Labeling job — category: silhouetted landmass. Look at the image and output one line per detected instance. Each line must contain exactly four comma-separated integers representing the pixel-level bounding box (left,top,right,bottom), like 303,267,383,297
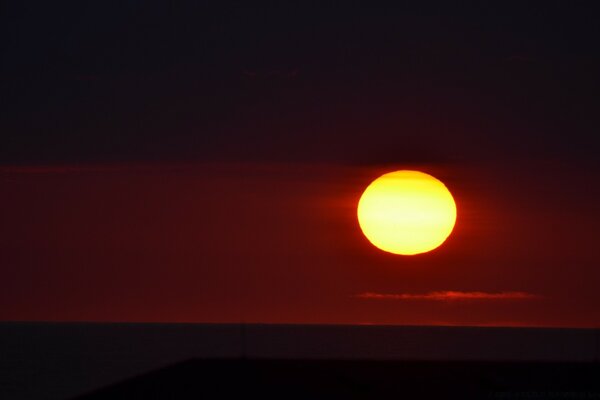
1,323,599,399
77,359,600,399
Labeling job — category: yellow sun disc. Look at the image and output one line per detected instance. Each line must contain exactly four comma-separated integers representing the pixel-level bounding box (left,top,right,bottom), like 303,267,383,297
357,170,457,255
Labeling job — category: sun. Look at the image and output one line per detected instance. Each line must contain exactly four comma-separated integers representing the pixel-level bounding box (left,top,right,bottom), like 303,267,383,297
357,170,457,255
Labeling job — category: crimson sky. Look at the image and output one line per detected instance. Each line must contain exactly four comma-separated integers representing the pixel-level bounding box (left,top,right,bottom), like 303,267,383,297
1,160,599,327
1,3,600,327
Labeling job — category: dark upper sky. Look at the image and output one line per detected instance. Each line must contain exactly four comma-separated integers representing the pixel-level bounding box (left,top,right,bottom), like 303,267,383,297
3,2,599,165
1,2,600,326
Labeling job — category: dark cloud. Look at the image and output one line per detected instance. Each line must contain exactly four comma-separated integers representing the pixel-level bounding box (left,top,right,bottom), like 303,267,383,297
357,291,540,301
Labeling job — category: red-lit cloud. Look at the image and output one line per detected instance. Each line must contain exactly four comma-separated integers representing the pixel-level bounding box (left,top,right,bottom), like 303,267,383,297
356,291,540,301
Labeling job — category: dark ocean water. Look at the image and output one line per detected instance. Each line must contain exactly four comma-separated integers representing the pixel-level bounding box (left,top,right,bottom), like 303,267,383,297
1,323,598,399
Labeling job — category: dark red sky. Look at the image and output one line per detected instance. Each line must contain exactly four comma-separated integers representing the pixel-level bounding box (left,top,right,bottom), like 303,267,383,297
1,3,600,326
1,160,599,327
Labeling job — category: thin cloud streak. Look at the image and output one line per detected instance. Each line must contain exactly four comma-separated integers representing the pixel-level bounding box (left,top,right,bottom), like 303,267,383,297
357,291,541,301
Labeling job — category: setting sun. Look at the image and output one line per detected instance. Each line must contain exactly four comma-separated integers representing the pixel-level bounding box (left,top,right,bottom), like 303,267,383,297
357,170,457,255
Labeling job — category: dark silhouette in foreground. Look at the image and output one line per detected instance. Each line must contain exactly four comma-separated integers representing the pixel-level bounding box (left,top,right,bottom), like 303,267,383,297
77,359,600,399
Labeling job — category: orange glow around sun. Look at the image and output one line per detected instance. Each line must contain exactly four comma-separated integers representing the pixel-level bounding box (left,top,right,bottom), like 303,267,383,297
357,170,457,255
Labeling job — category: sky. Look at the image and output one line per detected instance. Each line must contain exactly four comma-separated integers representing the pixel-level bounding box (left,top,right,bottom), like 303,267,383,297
1,2,599,327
